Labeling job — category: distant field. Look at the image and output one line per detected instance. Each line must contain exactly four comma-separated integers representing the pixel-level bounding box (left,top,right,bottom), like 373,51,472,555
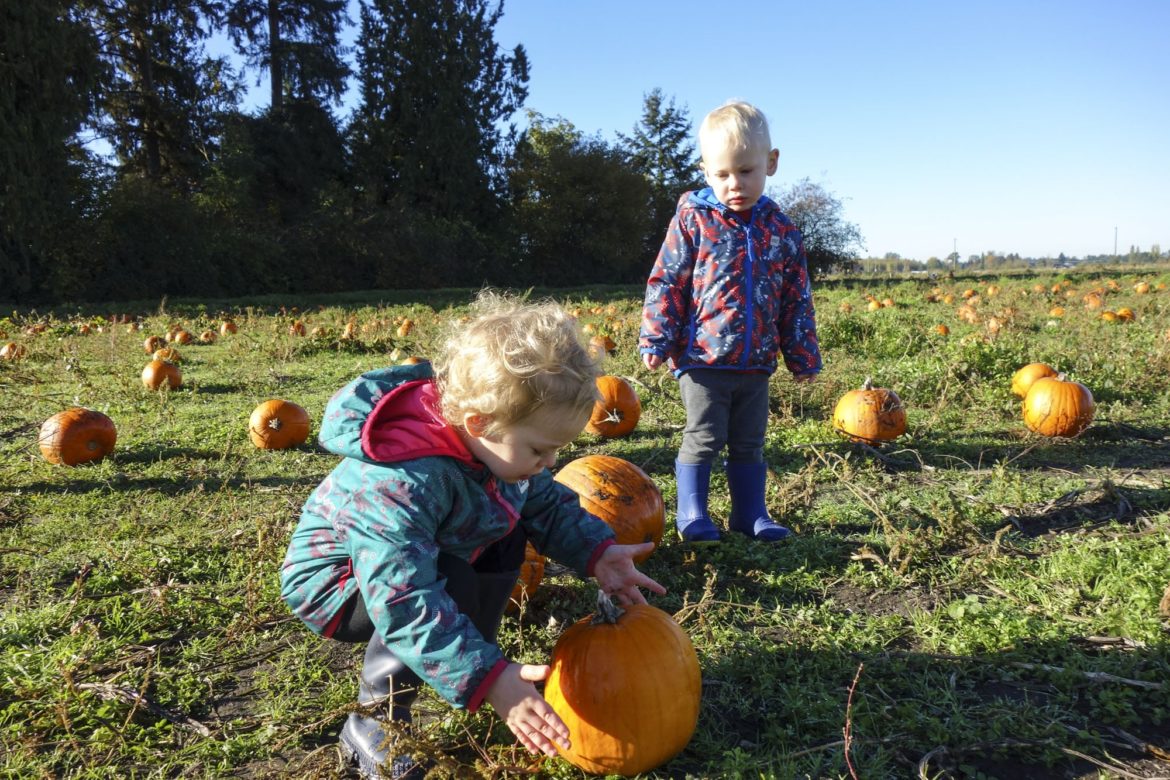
2,270,1168,779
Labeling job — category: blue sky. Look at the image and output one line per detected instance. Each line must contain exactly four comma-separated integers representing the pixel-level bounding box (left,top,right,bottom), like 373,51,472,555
227,0,1170,261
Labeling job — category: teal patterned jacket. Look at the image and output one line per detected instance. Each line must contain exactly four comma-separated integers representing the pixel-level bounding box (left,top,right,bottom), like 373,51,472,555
280,362,615,710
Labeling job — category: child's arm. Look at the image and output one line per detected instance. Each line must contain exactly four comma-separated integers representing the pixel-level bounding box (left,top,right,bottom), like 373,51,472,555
639,205,697,369
777,233,823,378
485,663,571,756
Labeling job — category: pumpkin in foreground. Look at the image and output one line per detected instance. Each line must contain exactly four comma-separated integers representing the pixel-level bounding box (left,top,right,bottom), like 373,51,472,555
248,400,311,449
544,591,701,776
832,378,906,444
1022,375,1095,437
553,455,663,564
39,408,117,466
585,375,640,438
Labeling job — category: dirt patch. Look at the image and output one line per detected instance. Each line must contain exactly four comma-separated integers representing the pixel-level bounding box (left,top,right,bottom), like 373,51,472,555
825,581,941,619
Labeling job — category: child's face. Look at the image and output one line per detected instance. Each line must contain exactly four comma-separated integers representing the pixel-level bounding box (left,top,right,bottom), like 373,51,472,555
462,406,590,484
700,140,779,212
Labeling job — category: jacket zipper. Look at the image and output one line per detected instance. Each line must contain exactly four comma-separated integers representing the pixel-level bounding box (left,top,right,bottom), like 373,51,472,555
742,213,756,369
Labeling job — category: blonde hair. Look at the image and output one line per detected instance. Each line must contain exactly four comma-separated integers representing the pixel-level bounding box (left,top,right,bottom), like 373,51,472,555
699,100,772,157
435,290,600,435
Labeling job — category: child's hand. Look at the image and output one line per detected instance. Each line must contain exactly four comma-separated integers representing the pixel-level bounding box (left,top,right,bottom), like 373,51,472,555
485,663,571,756
642,353,662,371
593,543,667,605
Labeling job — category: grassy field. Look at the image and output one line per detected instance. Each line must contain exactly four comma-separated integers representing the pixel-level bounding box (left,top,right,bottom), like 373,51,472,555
2,270,1169,779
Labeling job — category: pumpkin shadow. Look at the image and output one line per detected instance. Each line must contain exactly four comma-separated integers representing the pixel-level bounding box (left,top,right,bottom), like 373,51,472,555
115,446,225,463
17,473,321,496
186,382,244,395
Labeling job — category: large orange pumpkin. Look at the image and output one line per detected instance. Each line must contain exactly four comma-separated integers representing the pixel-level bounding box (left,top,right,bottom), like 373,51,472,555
585,375,641,438
1010,362,1058,398
544,591,701,776
553,455,664,564
1022,375,1095,437
832,378,906,444
39,408,117,466
506,542,546,614
142,359,182,390
248,399,311,449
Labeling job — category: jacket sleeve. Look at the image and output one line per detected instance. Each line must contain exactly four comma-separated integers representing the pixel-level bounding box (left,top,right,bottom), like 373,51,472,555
639,204,696,363
777,232,822,376
344,466,506,710
519,470,616,576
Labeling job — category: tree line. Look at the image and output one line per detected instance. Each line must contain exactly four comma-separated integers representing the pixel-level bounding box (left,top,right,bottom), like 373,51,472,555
1,0,861,304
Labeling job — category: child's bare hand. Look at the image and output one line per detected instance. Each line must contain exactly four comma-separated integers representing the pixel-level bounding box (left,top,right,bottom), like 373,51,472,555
485,663,571,756
642,353,662,371
593,543,666,605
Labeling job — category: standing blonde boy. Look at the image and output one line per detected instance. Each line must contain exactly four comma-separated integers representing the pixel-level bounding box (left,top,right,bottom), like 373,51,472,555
282,292,664,779
640,100,821,543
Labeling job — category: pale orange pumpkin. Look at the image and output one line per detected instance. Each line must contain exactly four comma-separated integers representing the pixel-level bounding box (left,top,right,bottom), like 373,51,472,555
544,591,701,776
585,375,640,438
832,378,906,444
0,342,26,361
1022,375,1095,437
39,408,117,466
1010,362,1058,399
248,399,311,449
506,543,546,614
142,359,182,390
554,455,664,564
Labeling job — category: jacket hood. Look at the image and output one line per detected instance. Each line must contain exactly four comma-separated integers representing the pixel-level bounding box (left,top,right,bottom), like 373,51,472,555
686,187,779,218
316,362,472,465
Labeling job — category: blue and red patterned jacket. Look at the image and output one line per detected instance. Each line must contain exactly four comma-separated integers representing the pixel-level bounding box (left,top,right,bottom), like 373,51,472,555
639,188,821,377
280,362,615,711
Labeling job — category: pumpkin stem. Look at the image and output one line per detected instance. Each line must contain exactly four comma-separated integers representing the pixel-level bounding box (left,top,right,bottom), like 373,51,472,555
592,589,626,624
604,408,623,424
861,376,874,390
267,418,283,430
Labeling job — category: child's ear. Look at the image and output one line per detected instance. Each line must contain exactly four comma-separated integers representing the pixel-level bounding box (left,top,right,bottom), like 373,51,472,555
463,413,492,438
766,148,779,176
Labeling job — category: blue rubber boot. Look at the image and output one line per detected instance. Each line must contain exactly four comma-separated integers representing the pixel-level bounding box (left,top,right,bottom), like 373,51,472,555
675,460,721,542
726,460,792,542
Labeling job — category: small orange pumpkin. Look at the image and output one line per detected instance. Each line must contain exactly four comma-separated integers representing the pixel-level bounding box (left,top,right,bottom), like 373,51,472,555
143,335,166,354
220,320,238,336
585,375,640,438
544,591,701,776
142,359,182,390
39,408,117,466
507,543,546,614
170,329,193,345
0,342,26,361
1023,375,1094,437
934,324,950,336
248,399,311,449
198,329,217,344
832,378,906,444
1010,362,1058,399
288,320,306,337
152,347,182,363
396,318,414,338
554,455,664,564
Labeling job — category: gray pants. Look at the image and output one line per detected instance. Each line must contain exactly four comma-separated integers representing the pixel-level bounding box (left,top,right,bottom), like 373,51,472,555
678,369,770,464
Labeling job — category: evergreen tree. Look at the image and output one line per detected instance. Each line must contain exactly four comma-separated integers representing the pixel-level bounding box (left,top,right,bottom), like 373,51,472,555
349,0,528,225
81,0,240,189
617,89,701,258
0,2,104,301
224,0,350,113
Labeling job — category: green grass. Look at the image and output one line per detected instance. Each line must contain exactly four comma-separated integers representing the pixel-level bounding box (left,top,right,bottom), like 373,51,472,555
2,272,1169,779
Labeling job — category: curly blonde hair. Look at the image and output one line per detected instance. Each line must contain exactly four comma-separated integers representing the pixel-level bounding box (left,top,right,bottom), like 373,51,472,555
434,290,600,435
699,99,772,156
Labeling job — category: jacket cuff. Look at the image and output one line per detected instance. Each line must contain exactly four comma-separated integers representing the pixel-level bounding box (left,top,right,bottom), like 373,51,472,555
467,658,510,714
584,538,617,577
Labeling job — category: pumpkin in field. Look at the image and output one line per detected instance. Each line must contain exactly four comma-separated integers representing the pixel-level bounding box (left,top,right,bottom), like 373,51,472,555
544,591,701,776
142,359,182,390
1134,281,1151,295
288,320,306,337
395,318,414,338
832,378,906,444
585,375,640,438
152,347,182,363
144,335,166,354
39,408,117,466
1023,375,1095,437
220,320,238,336
934,324,950,336
170,329,193,345
1,342,26,361
506,543,546,614
588,333,617,357
554,455,663,564
1010,362,1058,399
248,399,311,449
198,329,217,344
